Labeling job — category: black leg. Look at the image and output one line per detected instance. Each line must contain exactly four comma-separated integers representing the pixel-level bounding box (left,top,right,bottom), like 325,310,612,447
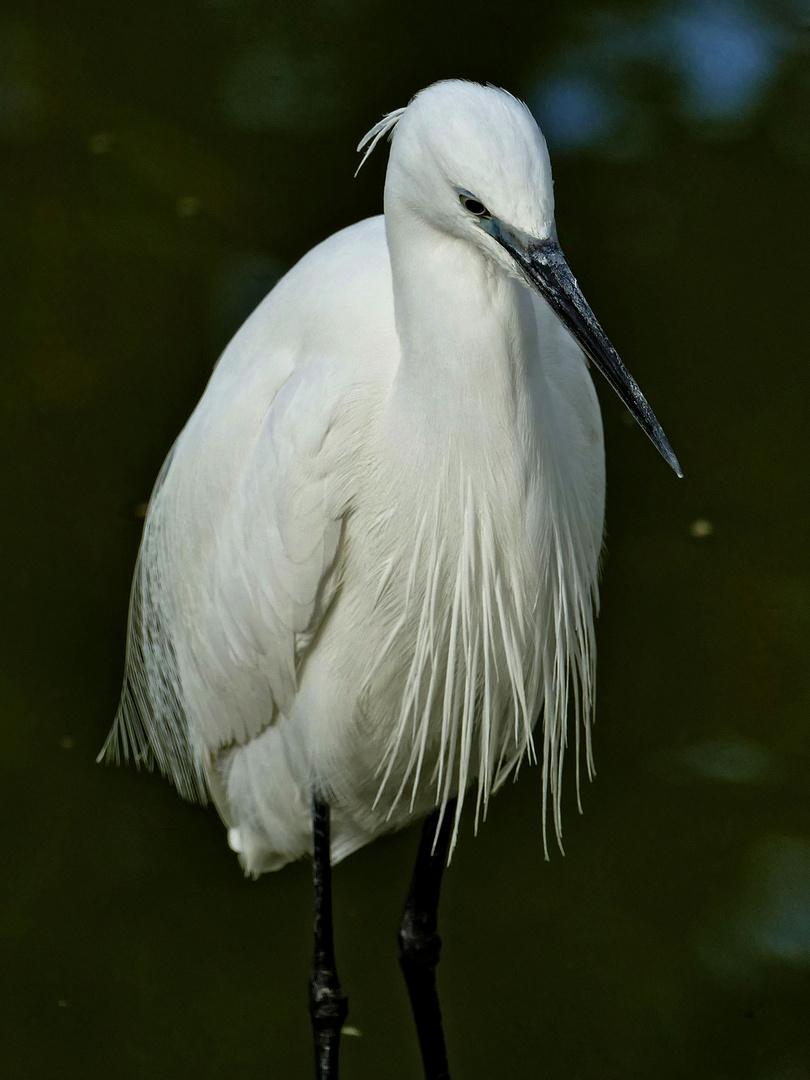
398,801,457,1080
310,795,348,1080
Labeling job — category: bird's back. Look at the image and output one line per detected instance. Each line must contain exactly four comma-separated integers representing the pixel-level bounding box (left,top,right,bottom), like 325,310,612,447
102,215,400,801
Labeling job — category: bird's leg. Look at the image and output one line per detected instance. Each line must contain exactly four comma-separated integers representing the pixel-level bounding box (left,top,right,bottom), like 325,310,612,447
310,795,348,1080
398,801,457,1080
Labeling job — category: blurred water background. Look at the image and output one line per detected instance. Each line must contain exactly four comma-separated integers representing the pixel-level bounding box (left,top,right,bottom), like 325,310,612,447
1,0,809,1076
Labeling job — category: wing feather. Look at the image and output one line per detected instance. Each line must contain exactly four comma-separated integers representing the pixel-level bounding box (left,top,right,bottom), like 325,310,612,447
100,215,395,801
100,355,349,801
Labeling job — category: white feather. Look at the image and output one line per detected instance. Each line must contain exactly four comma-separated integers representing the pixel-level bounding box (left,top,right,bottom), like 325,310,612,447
355,106,406,176
101,81,606,874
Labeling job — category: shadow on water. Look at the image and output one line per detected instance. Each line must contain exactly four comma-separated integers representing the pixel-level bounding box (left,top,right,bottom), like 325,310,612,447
1,0,809,1076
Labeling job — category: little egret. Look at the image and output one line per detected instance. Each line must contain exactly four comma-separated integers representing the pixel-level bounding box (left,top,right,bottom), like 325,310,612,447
101,79,680,1079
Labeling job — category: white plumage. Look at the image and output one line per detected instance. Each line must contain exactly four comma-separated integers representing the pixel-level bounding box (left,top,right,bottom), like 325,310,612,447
101,81,615,875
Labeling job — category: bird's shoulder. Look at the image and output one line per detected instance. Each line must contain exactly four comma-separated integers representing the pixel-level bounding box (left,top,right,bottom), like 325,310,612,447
174,214,399,558
220,214,398,389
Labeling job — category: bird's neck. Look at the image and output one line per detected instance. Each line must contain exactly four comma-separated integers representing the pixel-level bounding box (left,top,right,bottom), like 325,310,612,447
384,206,539,443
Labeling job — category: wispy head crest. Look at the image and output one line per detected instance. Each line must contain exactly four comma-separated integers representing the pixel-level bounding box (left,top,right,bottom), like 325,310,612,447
355,106,406,177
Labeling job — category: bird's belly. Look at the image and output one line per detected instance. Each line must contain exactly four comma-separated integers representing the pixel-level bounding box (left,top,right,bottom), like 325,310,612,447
309,373,602,847
296,459,548,837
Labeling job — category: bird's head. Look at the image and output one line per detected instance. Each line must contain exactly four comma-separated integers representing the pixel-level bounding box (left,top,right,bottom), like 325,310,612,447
383,80,555,250
359,79,682,477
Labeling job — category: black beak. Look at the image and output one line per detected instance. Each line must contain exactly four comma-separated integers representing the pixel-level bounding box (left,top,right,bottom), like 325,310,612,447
498,234,682,477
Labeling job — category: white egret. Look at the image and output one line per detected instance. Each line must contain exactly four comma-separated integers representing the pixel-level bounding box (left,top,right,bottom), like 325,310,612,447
100,80,680,1079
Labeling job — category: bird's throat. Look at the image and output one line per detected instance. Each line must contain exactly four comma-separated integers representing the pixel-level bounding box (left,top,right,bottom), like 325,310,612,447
385,213,539,448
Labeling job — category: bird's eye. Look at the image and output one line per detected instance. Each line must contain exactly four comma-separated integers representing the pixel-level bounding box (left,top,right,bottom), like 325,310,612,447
459,194,492,219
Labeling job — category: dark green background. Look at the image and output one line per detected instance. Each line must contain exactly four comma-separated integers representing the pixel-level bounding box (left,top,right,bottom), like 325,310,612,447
2,0,809,1076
